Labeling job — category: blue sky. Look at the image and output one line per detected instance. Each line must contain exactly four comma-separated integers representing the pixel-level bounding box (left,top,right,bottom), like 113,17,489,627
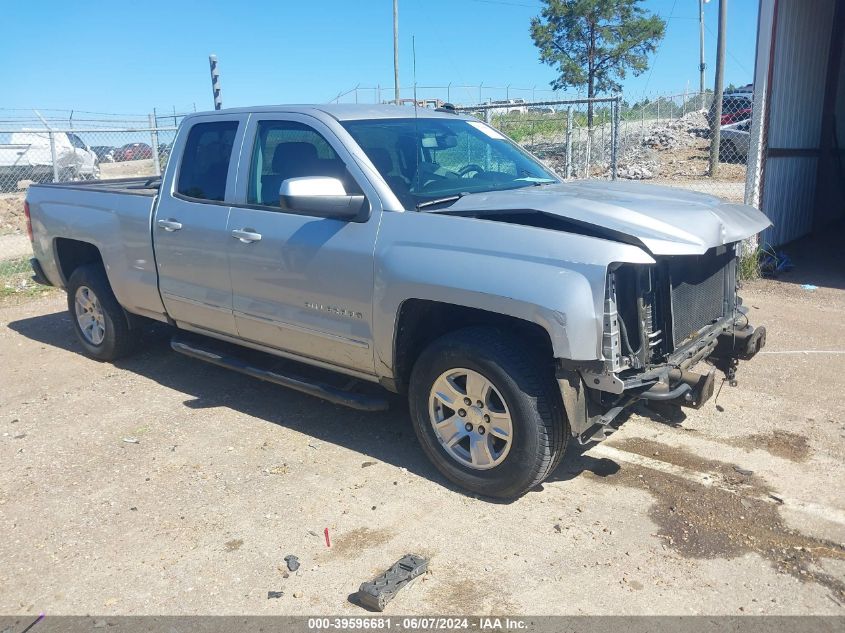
0,0,759,115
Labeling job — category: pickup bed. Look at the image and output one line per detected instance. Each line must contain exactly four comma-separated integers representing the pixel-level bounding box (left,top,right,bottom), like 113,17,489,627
25,104,770,498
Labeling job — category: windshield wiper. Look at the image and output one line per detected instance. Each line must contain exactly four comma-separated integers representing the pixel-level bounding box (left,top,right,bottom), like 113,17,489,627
415,193,466,210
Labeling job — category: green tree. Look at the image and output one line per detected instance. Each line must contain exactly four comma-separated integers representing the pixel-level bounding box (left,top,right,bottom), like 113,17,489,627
530,0,665,129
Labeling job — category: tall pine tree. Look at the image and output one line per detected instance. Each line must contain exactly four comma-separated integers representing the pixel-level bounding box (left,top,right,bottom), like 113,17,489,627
531,0,665,129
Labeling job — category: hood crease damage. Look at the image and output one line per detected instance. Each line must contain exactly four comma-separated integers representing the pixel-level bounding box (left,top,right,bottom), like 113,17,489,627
434,181,771,256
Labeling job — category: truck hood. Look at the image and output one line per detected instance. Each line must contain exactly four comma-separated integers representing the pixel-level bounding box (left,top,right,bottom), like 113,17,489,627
437,180,771,255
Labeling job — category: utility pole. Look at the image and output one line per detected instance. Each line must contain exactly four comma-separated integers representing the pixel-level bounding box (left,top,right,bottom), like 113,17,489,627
708,0,727,176
393,0,400,104
699,0,709,109
209,54,222,111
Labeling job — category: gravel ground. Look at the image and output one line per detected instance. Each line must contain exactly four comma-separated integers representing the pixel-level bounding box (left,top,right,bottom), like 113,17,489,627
0,237,843,616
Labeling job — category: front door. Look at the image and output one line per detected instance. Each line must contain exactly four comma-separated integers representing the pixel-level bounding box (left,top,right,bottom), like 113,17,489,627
226,114,382,374
153,114,246,336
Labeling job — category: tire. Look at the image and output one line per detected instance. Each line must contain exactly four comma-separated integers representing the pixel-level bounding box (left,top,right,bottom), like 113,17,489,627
66,264,138,361
408,326,568,499
719,140,736,164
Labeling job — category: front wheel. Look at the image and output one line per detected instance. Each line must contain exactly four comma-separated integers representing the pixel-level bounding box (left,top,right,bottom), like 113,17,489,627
409,327,568,499
67,264,138,361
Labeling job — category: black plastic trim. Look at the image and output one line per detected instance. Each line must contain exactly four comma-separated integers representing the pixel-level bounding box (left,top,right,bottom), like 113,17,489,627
170,338,389,412
29,258,52,286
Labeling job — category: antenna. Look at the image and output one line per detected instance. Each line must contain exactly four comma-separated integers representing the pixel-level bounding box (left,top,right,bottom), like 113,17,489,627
412,36,421,208
412,36,418,109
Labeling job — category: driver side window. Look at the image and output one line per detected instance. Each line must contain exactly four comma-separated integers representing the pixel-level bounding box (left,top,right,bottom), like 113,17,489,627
248,120,360,207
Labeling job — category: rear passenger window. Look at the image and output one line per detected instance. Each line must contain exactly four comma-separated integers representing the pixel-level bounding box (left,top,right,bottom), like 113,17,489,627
177,121,239,201
248,120,360,207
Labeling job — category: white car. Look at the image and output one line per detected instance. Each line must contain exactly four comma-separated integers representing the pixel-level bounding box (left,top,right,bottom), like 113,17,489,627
719,119,751,164
488,99,528,115
0,130,100,190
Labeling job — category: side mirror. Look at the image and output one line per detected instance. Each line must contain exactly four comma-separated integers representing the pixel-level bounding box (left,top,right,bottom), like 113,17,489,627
279,177,369,221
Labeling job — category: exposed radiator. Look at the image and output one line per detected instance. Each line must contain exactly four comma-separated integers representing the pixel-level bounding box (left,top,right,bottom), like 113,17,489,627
668,247,737,348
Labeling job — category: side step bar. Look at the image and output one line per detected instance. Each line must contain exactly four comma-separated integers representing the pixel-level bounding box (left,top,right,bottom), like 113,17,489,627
171,338,390,412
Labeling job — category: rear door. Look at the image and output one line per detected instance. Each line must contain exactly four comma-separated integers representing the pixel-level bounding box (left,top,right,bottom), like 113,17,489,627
225,113,383,374
153,114,247,335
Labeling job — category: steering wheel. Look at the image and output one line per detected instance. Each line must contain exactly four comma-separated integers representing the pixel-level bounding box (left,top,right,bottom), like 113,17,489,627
458,164,485,178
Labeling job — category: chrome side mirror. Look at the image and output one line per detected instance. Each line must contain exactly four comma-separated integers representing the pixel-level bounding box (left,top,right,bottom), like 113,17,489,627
279,177,369,221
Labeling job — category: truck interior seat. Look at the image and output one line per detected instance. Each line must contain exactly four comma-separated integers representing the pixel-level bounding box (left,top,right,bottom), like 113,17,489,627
260,142,359,206
365,147,412,208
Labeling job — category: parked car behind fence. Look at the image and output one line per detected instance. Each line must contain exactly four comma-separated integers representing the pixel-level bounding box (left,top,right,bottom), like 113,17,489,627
0,130,99,191
114,142,153,162
719,119,751,164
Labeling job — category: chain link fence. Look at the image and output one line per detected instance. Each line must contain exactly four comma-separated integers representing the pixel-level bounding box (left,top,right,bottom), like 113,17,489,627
1,93,757,304
458,92,751,204
1,113,181,303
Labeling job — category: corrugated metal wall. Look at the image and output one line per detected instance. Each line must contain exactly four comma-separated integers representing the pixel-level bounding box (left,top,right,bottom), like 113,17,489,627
761,0,836,246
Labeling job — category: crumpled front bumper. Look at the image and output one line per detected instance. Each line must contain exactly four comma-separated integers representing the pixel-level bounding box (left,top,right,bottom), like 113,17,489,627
559,318,767,443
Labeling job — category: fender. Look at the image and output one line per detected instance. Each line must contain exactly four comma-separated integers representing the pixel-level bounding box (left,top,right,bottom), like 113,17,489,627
372,210,654,378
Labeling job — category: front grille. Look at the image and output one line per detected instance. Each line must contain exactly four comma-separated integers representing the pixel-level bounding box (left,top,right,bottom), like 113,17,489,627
668,247,736,348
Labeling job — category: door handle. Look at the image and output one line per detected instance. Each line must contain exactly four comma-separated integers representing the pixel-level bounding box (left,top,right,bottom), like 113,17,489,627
231,229,262,243
157,219,183,232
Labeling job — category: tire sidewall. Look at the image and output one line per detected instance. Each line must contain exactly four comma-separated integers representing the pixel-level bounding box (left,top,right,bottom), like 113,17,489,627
409,330,556,497
67,265,126,361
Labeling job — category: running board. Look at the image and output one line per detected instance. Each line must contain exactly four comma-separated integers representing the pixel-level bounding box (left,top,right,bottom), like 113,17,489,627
170,338,390,412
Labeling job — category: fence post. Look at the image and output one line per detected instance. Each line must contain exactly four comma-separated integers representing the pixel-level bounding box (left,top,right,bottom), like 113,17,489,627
48,131,59,182
565,106,573,179
600,110,605,163
641,107,645,142
484,108,492,124
149,114,162,177
584,125,592,179
611,95,621,181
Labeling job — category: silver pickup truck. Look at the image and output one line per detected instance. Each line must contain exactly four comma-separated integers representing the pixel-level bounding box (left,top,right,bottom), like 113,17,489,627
25,104,770,498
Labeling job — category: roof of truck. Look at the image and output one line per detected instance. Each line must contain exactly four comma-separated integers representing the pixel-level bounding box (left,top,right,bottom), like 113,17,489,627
187,103,471,122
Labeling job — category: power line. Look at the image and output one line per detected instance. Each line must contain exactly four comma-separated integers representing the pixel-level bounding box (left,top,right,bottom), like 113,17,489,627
641,0,680,96
704,23,751,74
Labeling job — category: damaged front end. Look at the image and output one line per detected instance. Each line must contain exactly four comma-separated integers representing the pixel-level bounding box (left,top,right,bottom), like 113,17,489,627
558,242,767,443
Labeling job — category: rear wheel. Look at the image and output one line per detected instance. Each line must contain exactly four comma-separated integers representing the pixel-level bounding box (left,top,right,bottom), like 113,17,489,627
719,140,737,163
67,264,138,361
409,327,567,499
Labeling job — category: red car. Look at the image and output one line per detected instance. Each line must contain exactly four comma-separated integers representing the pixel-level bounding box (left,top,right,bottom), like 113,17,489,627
114,143,153,162
707,92,753,128
721,95,753,125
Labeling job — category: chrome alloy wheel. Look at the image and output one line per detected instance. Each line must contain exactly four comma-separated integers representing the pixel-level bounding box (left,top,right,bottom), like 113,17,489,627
74,285,105,345
428,368,513,470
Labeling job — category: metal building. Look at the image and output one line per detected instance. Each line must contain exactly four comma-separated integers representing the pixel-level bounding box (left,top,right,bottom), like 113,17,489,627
746,0,845,246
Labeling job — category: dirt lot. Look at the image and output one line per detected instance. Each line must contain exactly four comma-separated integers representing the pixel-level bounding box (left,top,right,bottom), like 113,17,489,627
1,237,843,616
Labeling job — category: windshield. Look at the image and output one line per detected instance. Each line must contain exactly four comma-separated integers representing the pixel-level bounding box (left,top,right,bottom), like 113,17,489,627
341,117,558,209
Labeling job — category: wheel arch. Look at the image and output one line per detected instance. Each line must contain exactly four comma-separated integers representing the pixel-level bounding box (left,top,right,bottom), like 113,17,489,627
54,238,104,286
387,299,555,394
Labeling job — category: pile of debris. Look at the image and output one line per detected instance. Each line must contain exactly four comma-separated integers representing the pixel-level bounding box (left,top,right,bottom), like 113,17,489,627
615,162,658,180
641,111,710,151
521,110,714,181
641,127,680,151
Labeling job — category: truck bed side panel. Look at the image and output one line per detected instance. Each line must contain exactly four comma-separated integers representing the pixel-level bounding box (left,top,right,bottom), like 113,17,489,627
27,183,167,321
